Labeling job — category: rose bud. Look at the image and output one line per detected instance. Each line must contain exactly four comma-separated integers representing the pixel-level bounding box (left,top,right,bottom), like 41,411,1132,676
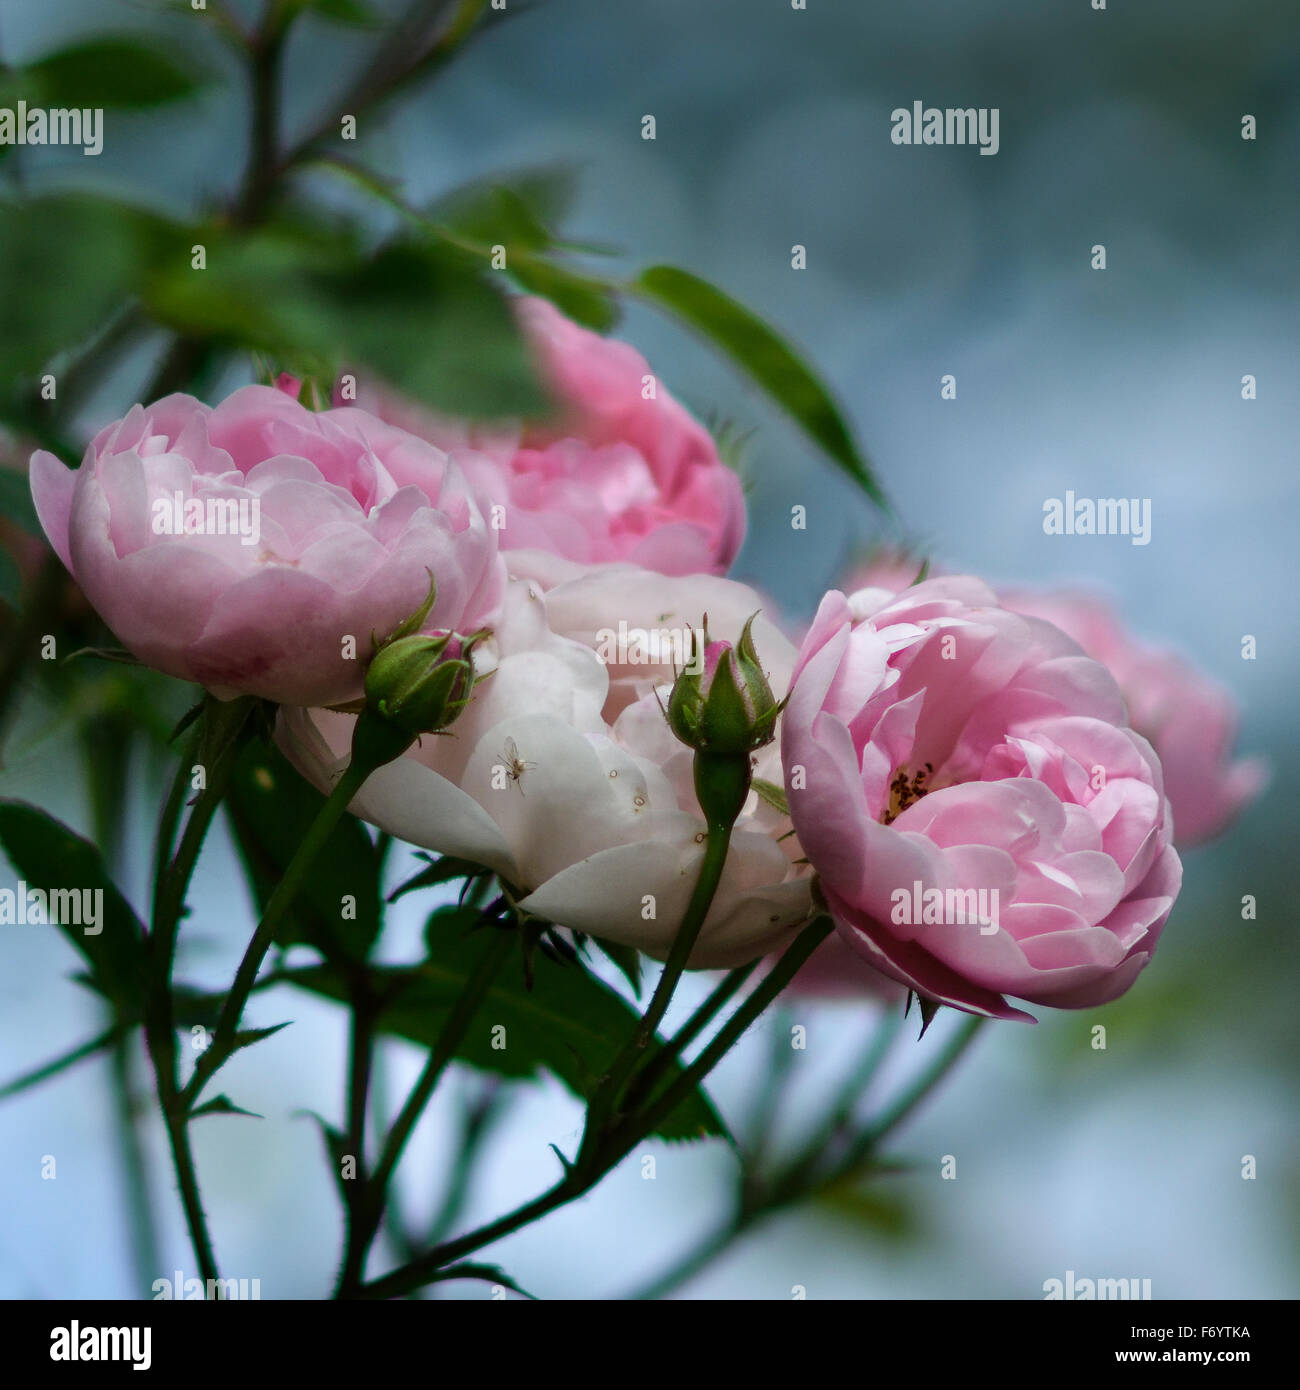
364,629,481,741
666,614,786,829
667,615,783,757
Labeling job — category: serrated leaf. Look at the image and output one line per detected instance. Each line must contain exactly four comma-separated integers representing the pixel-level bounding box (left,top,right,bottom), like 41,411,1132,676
435,184,551,253
191,1093,262,1120
282,909,729,1144
0,800,147,1017
633,265,887,509
225,742,382,962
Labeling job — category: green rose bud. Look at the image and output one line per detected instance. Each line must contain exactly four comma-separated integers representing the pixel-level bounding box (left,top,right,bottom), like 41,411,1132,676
364,630,480,740
348,572,491,768
665,614,786,829
666,614,784,756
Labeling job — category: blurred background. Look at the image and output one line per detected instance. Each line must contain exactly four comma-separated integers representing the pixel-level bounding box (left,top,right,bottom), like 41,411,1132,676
0,0,1296,1298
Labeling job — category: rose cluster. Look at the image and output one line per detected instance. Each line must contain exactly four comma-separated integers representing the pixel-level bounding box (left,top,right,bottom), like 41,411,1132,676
31,302,1263,1015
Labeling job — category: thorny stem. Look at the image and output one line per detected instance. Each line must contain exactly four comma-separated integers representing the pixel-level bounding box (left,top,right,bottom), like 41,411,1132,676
583,819,735,1149
142,696,256,1294
336,925,515,1297
631,1012,986,1300
355,916,832,1301
183,752,377,1109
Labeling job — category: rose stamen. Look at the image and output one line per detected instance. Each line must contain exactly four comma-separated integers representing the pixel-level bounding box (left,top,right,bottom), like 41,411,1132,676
882,762,934,825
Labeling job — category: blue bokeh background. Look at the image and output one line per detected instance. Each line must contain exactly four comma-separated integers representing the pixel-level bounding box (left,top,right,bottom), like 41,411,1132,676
1,0,1296,1298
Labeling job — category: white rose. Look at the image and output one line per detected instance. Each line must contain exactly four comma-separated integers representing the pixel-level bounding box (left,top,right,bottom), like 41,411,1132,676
276,572,811,967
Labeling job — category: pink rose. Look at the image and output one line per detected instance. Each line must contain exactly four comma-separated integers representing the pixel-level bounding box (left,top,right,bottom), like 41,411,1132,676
785,930,909,1003
30,385,504,706
839,557,1266,847
998,590,1268,845
343,297,746,585
782,577,1182,1020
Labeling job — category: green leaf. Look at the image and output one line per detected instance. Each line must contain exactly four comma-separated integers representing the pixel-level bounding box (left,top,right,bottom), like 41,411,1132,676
230,1021,292,1053
0,195,171,380
751,777,789,817
0,469,43,538
335,239,549,419
429,168,578,248
633,265,887,509
295,0,381,25
142,222,351,376
282,908,729,1143
23,37,205,109
812,1179,917,1242
145,222,548,420
191,1093,262,1120
0,800,147,1017
588,936,642,998
388,854,488,904
0,1027,117,1101
314,162,618,334
438,185,549,253
225,742,383,962
172,985,226,1031
507,253,619,332
298,1109,353,1201
428,170,619,330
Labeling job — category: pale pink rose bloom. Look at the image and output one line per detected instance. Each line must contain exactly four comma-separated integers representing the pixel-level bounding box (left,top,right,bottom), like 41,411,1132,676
998,589,1268,845
29,385,504,706
785,929,909,1003
836,549,929,606
541,565,794,723
843,557,1265,847
277,573,811,968
782,577,1182,1020
343,297,746,586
